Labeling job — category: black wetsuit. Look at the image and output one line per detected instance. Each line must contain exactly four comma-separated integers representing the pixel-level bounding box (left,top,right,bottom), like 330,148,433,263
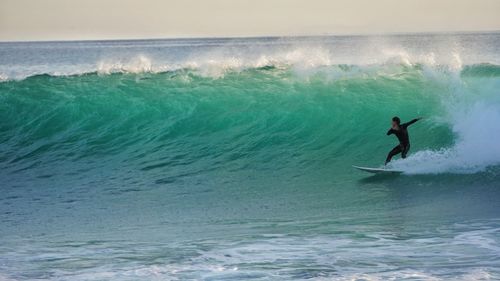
385,118,419,164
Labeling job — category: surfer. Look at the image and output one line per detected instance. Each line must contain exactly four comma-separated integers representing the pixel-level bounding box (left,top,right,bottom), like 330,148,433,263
385,116,421,165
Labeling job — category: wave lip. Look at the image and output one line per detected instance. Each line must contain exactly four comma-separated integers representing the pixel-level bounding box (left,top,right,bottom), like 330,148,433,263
2,35,500,81
2,60,499,82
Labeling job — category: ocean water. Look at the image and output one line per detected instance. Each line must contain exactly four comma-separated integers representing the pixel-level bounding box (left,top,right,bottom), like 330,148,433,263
0,34,499,280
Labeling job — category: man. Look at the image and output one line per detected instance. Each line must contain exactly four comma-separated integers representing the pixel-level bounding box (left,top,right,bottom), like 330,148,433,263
385,116,422,165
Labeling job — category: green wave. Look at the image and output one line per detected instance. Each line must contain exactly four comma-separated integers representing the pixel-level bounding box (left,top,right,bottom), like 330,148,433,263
0,65,498,183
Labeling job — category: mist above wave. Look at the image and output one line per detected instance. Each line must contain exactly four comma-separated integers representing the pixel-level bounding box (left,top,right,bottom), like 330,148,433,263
1,33,499,80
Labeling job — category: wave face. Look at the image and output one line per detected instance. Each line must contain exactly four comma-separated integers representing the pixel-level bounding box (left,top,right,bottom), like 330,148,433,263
1,35,500,176
1,34,500,280
1,64,499,178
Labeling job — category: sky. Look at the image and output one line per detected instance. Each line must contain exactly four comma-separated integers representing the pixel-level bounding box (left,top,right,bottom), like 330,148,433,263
0,0,499,41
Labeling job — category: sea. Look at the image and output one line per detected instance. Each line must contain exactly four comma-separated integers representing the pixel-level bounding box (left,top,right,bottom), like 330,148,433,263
0,33,500,280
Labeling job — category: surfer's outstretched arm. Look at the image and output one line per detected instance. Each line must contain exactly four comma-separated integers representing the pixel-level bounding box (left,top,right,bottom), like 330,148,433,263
401,117,421,128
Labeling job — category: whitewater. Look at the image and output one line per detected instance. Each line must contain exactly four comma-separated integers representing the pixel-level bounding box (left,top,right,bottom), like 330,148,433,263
0,33,499,280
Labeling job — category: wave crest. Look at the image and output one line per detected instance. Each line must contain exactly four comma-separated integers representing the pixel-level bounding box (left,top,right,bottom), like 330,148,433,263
2,41,499,81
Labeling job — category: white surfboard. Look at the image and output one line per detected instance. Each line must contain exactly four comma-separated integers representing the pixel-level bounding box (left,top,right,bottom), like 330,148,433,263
352,165,403,174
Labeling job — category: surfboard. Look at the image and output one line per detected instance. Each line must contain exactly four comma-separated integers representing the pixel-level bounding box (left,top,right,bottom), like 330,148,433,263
352,165,403,174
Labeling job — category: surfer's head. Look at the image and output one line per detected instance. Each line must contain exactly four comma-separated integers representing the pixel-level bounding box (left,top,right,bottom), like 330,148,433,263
392,116,400,128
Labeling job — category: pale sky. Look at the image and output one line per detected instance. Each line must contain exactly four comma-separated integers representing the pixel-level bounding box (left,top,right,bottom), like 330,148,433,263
0,0,499,41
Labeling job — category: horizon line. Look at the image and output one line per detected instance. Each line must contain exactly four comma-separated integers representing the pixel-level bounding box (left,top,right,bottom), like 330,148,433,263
0,29,499,44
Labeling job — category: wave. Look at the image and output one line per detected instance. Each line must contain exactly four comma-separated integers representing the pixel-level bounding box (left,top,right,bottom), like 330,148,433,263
1,61,499,83
2,41,500,81
1,41,500,177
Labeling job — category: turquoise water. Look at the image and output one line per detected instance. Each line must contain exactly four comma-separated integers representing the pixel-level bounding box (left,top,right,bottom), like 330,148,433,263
1,34,500,280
